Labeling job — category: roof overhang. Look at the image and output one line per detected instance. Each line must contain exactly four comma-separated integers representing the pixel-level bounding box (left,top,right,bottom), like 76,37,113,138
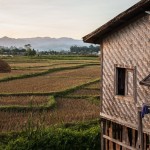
140,74,150,87
83,0,150,44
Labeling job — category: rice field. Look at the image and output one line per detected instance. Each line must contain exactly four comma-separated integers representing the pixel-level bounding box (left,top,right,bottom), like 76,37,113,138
0,96,48,106
0,66,99,93
0,98,99,132
67,89,100,97
0,63,86,80
0,56,100,132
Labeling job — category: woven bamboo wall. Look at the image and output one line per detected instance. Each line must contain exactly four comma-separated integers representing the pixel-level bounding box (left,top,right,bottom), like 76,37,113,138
101,14,150,132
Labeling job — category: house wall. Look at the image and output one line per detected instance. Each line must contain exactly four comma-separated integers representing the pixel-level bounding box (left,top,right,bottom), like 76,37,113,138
101,14,150,131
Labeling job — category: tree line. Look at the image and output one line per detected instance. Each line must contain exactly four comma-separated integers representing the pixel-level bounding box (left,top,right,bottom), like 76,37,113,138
0,44,36,56
0,44,100,56
70,45,100,55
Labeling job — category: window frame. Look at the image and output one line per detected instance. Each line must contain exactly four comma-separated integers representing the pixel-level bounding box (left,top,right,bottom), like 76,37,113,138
114,64,135,97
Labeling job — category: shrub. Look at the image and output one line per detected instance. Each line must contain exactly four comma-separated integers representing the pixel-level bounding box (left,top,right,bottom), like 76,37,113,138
4,123,100,150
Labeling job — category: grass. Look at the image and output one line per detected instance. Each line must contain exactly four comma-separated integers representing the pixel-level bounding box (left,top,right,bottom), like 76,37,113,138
0,96,56,111
0,79,100,132
0,98,99,132
0,56,101,148
0,63,93,83
0,67,99,94
0,119,100,150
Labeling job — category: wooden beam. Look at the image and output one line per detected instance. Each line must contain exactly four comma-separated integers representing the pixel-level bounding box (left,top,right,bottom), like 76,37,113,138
137,110,144,150
101,120,104,150
103,135,136,150
122,126,130,150
101,113,150,134
133,66,137,103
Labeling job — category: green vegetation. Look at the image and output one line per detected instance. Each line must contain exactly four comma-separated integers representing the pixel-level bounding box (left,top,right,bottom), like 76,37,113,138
70,45,100,55
0,96,56,111
0,55,101,149
0,120,100,150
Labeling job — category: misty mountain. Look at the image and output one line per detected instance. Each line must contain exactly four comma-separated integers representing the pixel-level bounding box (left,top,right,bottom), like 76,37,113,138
0,36,91,51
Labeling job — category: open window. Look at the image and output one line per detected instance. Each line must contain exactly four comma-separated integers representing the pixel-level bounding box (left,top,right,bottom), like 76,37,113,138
116,67,134,96
116,68,126,95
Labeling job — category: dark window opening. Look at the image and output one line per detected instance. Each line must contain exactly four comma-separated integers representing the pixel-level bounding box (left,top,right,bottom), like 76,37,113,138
116,68,126,95
128,127,132,146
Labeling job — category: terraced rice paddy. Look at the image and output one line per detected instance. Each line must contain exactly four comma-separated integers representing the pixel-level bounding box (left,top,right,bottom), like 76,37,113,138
67,89,100,97
0,96,48,106
0,66,99,93
0,56,100,132
0,97,99,132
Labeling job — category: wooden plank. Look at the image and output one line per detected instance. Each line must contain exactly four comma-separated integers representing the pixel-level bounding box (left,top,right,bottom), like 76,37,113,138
137,110,143,150
102,113,150,134
122,126,129,150
103,135,136,150
132,129,135,147
101,120,104,150
133,66,137,103
109,122,113,149
116,143,121,150
144,134,146,150
100,42,103,112
105,120,109,150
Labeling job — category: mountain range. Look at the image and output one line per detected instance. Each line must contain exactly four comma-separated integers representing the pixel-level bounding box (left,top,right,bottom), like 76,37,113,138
0,36,91,51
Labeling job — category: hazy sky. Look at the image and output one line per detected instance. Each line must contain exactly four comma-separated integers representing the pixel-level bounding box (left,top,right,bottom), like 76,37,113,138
0,0,139,39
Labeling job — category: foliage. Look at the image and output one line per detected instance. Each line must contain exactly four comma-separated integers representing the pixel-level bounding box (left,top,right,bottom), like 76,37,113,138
0,121,100,150
24,44,36,56
0,46,26,55
70,45,100,55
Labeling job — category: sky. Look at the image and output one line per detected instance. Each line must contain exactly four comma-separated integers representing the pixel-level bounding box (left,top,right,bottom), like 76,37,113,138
0,0,140,39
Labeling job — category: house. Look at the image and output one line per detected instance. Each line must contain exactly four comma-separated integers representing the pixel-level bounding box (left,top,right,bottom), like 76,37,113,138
83,0,150,149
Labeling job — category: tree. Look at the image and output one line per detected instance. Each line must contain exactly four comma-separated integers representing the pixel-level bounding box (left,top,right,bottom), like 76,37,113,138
24,44,36,56
70,45,100,55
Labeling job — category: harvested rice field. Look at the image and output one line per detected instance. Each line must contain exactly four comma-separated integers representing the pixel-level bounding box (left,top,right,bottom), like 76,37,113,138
0,69,44,79
10,62,51,68
0,97,99,132
0,66,100,93
0,56,100,132
84,81,100,89
0,76,92,93
0,96,49,106
67,89,100,97
0,63,84,80
47,65,99,78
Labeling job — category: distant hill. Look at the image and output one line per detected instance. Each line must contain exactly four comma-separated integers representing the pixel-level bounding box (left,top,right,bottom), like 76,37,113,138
0,36,91,51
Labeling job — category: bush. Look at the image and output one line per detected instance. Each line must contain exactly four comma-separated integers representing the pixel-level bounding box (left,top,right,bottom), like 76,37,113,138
3,123,100,150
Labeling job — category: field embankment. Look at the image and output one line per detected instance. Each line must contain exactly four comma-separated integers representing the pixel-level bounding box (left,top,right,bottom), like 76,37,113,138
0,56,101,149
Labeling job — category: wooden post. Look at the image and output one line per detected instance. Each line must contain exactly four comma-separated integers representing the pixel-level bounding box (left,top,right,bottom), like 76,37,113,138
109,122,113,149
105,120,108,150
101,119,104,150
132,129,135,147
122,126,130,150
137,110,143,150
133,66,137,103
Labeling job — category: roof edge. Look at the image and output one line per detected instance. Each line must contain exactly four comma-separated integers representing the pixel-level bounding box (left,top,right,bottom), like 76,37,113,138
83,0,150,44
140,74,150,86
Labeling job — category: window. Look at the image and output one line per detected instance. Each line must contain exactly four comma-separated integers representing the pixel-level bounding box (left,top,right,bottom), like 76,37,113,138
116,67,134,96
127,70,134,96
116,68,126,95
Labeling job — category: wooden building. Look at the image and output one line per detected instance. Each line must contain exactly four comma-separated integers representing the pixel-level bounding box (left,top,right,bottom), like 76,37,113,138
83,0,150,149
